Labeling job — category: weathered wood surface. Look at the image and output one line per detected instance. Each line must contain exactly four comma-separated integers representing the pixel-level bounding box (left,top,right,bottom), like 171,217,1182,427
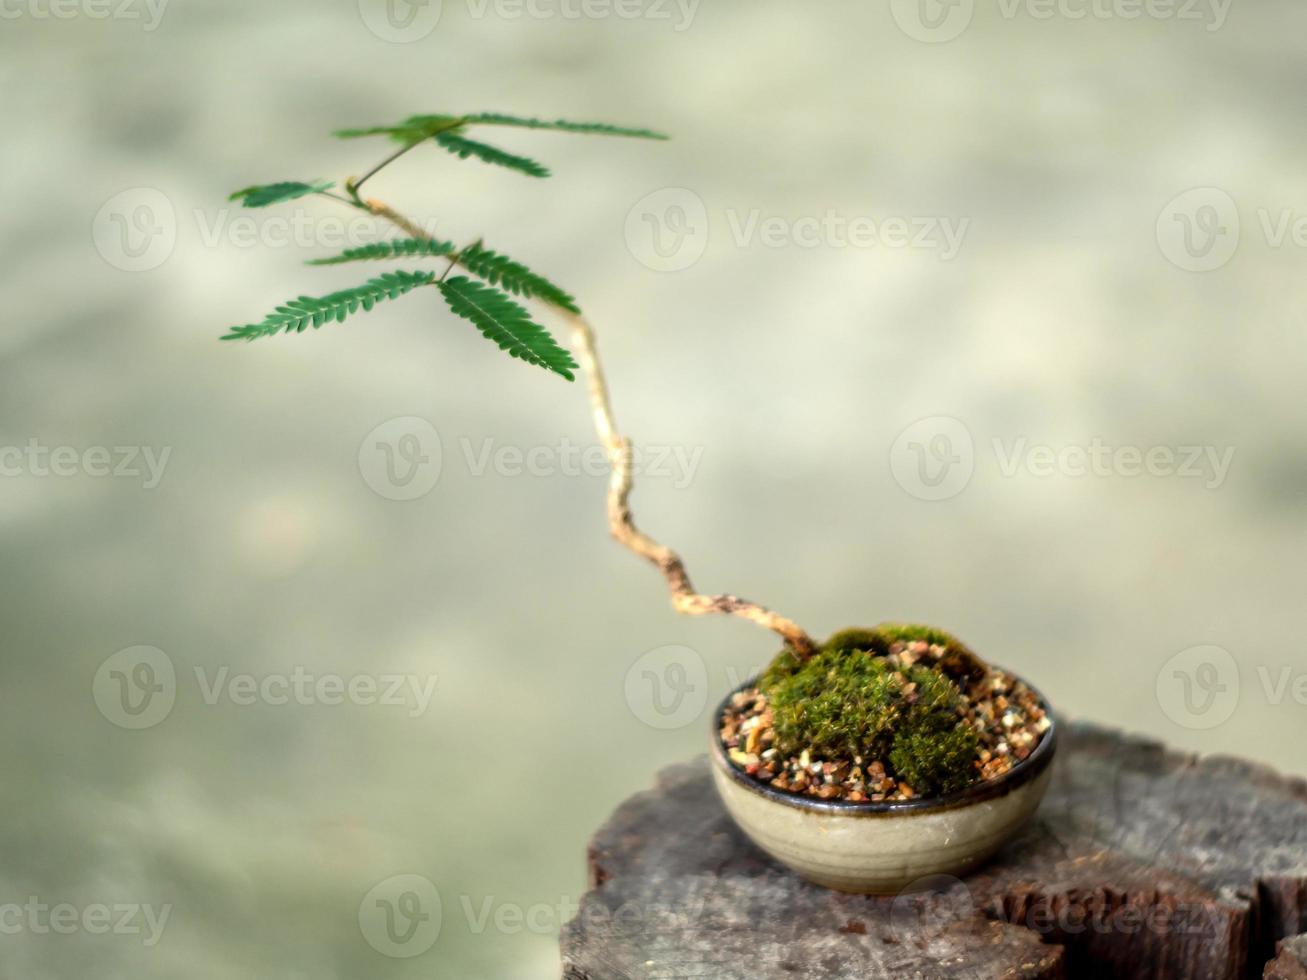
1267,936,1307,980
560,723,1307,980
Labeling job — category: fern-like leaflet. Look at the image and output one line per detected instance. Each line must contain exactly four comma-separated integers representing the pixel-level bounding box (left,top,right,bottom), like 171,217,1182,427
438,276,577,380
464,113,668,140
334,115,465,144
229,181,334,208
307,238,457,266
432,132,549,178
458,244,580,313
336,113,667,143
222,271,436,341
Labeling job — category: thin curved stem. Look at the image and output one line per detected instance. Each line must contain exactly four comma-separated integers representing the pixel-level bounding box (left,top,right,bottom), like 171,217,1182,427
329,193,818,658
566,313,817,657
348,139,424,196
345,119,467,199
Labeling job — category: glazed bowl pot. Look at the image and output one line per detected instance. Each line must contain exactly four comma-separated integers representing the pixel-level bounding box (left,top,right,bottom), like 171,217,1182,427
709,675,1057,895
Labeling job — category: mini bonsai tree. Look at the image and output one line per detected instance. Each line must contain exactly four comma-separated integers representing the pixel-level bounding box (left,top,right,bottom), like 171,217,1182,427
222,113,1049,803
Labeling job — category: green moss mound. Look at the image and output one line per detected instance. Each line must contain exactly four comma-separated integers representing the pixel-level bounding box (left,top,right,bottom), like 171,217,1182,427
758,623,983,796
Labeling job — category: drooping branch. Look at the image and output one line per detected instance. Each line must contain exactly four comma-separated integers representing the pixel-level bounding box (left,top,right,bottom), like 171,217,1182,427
329,179,818,657
566,314,817,658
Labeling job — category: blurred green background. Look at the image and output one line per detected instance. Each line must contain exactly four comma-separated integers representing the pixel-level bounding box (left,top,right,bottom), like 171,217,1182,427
3,1,1306,976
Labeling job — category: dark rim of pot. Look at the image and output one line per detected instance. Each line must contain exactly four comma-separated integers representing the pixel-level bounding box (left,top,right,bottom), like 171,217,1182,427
710,671,1058,816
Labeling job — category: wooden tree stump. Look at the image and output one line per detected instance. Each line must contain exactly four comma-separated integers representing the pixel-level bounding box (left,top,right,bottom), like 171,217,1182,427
561,723,1307,979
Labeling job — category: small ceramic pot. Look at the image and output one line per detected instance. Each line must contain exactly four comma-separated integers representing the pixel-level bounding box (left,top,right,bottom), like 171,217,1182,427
709,675,1057,894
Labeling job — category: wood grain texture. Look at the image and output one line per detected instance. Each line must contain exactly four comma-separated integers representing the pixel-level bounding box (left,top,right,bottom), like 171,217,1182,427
561,723,1307,979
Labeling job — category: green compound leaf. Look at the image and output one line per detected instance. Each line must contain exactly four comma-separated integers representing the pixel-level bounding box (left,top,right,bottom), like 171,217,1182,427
432,132,550,178
331,113,665,181
228,180,334,208
458,243,580,313
333,125,412,141
438,276,576,380
222,270,437,341
335,113,667,144
464,113,669,140
307,238,457,266
334,115,465,144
